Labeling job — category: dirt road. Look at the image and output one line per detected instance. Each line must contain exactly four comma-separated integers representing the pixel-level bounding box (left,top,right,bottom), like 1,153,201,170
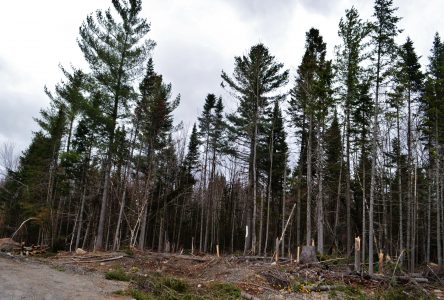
0,256,128,300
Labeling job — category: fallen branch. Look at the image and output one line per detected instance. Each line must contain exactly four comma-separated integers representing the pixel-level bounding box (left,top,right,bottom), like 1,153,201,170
72,255,124,263
304,285,338,292
391,249,405,282
395,276,429,284
426,264,443,284
11,217,39,239
320,257,347,264
144,251,211,262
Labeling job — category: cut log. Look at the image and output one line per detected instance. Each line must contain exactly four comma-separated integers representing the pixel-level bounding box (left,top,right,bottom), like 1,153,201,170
299,246,318,264
72,255,124,263
305,285,338,292
395,276,429,283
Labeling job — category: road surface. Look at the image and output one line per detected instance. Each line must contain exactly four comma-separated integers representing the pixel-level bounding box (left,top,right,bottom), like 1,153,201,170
0,255,128,300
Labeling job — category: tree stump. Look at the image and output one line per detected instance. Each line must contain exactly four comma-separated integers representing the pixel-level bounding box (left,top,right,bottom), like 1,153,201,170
354,237,361,273
299,246,318,264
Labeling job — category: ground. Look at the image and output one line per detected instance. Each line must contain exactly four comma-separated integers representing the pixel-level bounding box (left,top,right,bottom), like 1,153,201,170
0,250,443,299
0,254,129,299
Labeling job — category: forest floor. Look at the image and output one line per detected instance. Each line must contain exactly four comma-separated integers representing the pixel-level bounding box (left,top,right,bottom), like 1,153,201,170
1,250,444,299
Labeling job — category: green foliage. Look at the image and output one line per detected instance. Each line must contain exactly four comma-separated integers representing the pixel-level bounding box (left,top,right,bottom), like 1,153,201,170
223,43,289,148
376,287,435,300
334,285,367,300
105,268,131,281
336,6,370,109
115,273,241,300
121,247,135,257
205,282,241,299
184,124,200,173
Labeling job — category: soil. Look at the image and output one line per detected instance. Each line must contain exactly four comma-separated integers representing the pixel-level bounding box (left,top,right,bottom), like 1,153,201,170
1,250,443,300
0,254,129,300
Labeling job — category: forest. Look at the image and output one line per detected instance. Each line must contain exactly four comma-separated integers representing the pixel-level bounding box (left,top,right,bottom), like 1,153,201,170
1,0,443,278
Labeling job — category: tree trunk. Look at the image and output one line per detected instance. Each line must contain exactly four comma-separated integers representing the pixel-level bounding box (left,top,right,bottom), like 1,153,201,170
397,108,403,257
282,154,287,257
345,109,352,255
316,124,324,254
306,116,313,246
369,43,382,275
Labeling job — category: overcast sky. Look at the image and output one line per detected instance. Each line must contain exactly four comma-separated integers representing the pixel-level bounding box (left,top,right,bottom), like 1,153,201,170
0,0,443,157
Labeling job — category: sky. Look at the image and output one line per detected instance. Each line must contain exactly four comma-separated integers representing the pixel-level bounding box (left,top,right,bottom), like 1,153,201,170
0,0,443,160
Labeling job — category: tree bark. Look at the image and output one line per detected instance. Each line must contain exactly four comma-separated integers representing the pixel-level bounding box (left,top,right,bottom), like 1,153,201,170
306,116,313,246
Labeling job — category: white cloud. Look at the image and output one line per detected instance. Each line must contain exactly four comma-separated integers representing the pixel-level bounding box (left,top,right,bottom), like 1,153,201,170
0,0,442,154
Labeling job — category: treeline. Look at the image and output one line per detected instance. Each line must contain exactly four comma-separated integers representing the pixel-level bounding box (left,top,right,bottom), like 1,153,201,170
1,0,444,274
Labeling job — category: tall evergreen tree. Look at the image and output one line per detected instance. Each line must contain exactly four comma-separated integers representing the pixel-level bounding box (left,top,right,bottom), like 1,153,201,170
393,37,423,271
78,0,155,249
289,28,333,251
420,33,444,265
222,44,288,254
335,6,370,254
368,0,401,274
137,61,180,250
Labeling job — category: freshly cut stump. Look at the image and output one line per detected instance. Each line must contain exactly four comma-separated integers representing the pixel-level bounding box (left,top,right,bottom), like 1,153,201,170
299,246,318,264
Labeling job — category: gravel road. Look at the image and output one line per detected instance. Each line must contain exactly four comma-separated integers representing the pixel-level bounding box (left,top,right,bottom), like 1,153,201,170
0,256,129,300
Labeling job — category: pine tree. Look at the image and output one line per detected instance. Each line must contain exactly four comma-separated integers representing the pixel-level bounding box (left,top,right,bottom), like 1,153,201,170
222,43,288,254
78,0,155,249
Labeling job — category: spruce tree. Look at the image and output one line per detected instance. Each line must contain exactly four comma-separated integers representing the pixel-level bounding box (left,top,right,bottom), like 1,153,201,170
289,28,333,250
335,6,370,254
420,33,444,265
136,61,180,250
393,37,423,270
184,123,200,176
368,0,401,274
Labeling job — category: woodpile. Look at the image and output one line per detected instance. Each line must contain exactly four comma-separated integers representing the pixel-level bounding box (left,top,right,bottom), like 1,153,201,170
0,238,20,252
21,245,48,256
0,238,48,255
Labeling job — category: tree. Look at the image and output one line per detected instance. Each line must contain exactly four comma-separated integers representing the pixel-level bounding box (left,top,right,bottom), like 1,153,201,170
136,61,180,250
197,94,216,252
324,110,343,250
351,80,373,264
335,6,370,254
368,0,401,274
289,28,333,251
222,43,288,254
420,33,444,265
393,37,423,271
260,100,288,255
78,0,155,249
183,123,200,176
0,101,67,246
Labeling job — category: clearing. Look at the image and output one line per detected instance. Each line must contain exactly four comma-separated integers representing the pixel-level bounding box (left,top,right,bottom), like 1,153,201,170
1,250,443,299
